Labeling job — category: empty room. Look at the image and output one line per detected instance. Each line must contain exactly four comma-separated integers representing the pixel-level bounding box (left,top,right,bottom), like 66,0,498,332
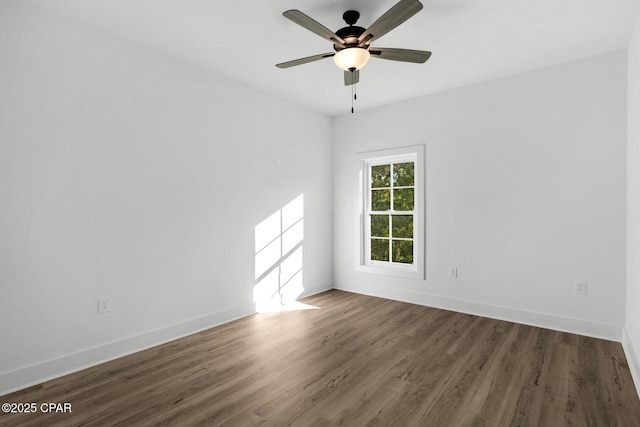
2,0,640,425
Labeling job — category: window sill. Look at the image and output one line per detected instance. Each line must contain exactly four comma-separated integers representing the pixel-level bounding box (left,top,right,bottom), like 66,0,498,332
355,262,424,280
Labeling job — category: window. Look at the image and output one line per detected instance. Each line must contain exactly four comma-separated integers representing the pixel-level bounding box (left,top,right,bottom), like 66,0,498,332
357,146,424,279
369,161,415,263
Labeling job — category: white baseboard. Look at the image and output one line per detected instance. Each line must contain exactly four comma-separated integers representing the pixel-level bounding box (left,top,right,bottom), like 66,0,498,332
622,328,640,400
1,284,626,399
0,285,335,398
0,303,255,397
334,282,622,341
302,286,334,298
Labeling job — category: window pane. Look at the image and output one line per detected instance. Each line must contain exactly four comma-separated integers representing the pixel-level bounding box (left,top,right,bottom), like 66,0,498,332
393,162,414,187
370,215,389,238
392,215,413,239
393,188,414,211
371,189,391,211
371,238,390,261
392,240,413,264
371,165,390,188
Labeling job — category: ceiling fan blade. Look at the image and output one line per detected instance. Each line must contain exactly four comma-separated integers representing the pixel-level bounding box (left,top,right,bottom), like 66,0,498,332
358,0,423,45
276,52,335,69
283,10,347,48
344,69,360,86
369,47,431,63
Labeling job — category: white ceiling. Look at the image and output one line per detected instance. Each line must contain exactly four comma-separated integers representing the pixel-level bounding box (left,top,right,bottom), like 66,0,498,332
29,0,640,116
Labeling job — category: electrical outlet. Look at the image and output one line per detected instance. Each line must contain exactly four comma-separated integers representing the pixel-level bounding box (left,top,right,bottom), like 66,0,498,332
98,296,111,314
449,267,458,279
574,281,587,295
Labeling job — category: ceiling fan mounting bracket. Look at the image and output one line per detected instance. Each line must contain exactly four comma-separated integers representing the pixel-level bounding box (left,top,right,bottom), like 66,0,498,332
343,10,360,26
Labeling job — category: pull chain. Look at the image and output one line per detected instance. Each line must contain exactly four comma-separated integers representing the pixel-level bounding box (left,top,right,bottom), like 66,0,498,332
351,82,354,114
351,74,357,114
348,69,358,114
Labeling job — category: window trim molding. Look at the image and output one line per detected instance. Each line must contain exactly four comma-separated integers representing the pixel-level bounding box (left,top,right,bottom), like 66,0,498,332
355,145,425,280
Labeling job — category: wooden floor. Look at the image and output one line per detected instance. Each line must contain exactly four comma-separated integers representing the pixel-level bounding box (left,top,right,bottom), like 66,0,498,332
2,290,640,426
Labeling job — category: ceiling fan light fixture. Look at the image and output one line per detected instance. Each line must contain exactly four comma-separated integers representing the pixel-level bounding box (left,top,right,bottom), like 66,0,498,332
333,47,370,71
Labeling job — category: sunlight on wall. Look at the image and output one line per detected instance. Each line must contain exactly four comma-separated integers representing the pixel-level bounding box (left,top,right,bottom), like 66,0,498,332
254,194,306,312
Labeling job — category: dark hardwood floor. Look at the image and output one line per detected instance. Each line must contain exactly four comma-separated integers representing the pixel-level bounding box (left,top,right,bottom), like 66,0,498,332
2,290,639,426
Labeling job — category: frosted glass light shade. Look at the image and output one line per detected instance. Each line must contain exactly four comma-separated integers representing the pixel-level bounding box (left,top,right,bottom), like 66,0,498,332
333,48,370,71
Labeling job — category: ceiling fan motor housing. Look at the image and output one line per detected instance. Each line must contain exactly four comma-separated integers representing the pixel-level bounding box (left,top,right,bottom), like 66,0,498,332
334,10,366,51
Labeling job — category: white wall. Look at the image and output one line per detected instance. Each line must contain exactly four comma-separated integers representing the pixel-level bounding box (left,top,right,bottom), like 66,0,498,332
333,51,627,340
625,11,640,399
0,1,333,395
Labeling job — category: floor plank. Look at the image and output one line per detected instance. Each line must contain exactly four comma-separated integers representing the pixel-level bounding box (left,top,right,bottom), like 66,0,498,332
1,290,639,426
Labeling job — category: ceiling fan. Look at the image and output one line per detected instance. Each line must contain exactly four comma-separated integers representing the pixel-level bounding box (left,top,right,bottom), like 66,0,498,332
275,0,431,86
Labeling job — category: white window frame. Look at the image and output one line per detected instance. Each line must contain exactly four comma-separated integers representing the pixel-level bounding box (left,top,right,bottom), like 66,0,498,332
356,145,425,280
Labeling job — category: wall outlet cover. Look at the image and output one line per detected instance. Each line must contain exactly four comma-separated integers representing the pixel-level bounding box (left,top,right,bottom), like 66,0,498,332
98,296,111,314
574,281,588,295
